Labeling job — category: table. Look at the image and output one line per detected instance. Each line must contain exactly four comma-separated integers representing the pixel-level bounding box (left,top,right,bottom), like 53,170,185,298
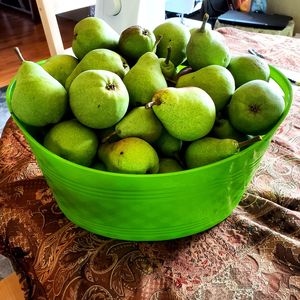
0,27,300,300
214,19,295,37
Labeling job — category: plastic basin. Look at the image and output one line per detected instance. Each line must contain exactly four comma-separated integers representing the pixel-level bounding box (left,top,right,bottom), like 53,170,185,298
6,66,292,241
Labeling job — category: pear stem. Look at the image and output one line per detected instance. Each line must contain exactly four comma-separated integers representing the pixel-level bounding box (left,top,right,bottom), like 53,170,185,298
200,13,209,33
101,131,118,144
165,46,172,65
153,35,163,52
238,135,262,149
145,100,158,109
14,47,25,62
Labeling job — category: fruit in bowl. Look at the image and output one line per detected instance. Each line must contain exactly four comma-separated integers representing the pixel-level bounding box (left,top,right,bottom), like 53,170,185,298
6,15,292,241
228,80,285,135
9,14,288,173
9,10,292,175
11,48,68,127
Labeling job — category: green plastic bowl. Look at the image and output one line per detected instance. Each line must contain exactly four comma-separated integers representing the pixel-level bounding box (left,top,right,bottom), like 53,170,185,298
6,66,292,241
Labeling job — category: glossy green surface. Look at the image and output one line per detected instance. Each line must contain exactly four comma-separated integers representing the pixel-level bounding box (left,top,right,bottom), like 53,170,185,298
6,66,292,241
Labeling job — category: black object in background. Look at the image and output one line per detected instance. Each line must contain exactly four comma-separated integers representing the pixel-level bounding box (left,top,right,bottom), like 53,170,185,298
217,10,292,30
192,0,232,26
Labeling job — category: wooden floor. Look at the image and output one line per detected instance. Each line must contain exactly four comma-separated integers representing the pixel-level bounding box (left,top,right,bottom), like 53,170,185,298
0,272,25,300
0,6,76,87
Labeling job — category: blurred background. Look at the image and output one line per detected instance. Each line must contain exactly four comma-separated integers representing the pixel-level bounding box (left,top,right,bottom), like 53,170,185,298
0,0,299,88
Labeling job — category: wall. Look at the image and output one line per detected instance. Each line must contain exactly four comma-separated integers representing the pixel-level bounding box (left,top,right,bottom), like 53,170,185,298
267,0,300,34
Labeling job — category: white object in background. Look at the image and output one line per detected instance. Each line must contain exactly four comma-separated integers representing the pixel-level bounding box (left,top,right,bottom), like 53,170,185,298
167,17,212,30
103,0,121,16
95,0,165,33
165,0,195,14
165,0,208,29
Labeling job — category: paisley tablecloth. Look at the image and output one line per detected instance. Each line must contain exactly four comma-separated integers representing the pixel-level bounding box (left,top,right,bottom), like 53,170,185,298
0,28,300,300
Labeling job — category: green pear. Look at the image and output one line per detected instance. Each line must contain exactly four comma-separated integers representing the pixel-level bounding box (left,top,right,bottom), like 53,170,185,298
159,46,176,80
189,27,197,35
146,87,216,141
11,48,67,127
186,14,231,70
118,25,156,64
227,54,270,88
228,80,285,135
65,49,129,90
42,54,78,87
72,17,119,60
176,65,235,112
185,136,261,168
155,129,182,158
44,119,98,166
153,21,190,67
69,70,129,129
123,52,167,106
158,158,183,173
104,106,163,143
211,118,247,141
98,137,159,174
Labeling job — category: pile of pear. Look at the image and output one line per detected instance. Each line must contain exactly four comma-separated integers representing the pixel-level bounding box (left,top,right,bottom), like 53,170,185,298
11,14,285,174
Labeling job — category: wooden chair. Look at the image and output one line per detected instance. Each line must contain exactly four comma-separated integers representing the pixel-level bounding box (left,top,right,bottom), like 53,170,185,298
35,0,96,56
